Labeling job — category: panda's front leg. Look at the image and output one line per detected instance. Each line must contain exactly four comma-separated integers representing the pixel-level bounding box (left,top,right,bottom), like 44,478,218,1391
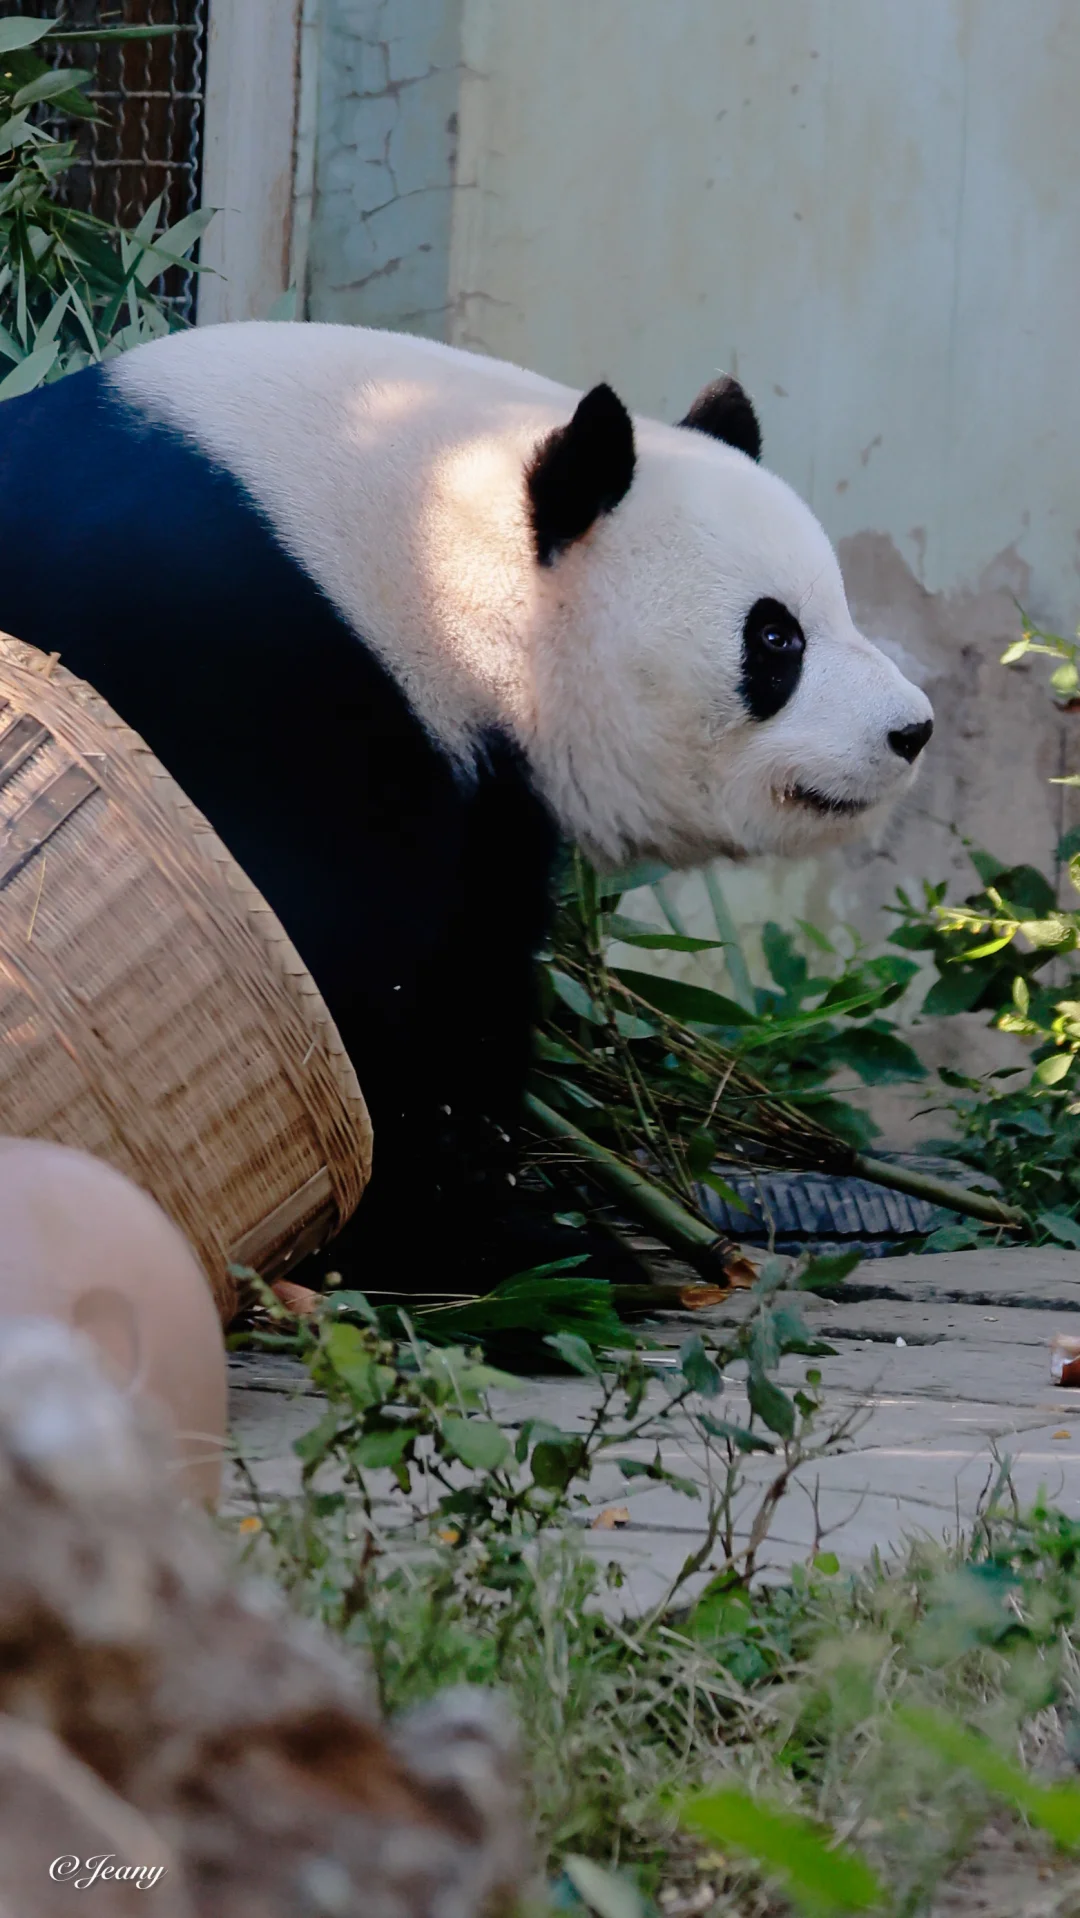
373,746,560,1288
319,742,560,1293
436,741,559,1162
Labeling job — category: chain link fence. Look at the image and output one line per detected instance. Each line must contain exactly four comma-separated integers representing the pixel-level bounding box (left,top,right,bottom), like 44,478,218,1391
10,0,209,319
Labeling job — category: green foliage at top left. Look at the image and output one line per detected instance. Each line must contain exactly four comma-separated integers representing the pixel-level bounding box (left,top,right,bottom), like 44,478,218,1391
0,14,213,398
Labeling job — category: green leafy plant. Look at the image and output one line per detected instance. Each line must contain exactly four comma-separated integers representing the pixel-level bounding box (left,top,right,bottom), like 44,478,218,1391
1002,613,1080,710
886,612,1080,1244
0,14,212,396
238,1263,862,1881
523,853,1018,1260
240,1253,856,1698
542,853,925,1151
887,851,1080,1244
383,1258,638,1349
237,1290,1080,1914
893,850,1079,1086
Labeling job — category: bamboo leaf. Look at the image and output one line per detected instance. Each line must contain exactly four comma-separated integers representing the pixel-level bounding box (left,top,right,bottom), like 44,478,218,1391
0,340,57,399
32,284,72,351
608,924,725,953
49,25,190,41
549,969,606,1023
133,205,215,285
0,19,53,54
613,968,752,1027
12,68,92,110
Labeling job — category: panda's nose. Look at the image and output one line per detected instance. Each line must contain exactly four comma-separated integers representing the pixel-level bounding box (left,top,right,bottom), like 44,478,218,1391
887,717,933,764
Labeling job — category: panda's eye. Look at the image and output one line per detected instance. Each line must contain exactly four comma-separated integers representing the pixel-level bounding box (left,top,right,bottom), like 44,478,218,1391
739,597,806,720
761,621,803,654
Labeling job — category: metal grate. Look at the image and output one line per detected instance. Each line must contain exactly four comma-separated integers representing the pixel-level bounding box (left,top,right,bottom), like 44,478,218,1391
694,1157,1002,1260
10,0,209,320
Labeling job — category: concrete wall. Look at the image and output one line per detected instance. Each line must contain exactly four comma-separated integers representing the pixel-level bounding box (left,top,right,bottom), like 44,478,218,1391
447,0,1080,620
306,0,1080,1134
307,0,464,332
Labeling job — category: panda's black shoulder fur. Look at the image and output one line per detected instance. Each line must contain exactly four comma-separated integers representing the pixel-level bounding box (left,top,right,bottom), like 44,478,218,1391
0,366,560,1276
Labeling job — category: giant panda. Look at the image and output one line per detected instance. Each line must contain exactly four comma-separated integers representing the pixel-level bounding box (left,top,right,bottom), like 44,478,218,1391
0,324,933,1286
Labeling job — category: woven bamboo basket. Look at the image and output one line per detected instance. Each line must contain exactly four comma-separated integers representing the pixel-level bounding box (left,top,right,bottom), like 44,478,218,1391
0,635,372,1323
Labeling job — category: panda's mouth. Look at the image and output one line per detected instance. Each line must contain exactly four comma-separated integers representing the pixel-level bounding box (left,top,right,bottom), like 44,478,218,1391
775,781,871,819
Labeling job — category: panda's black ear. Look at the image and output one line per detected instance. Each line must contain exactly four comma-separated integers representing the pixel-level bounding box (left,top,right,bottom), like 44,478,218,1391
678,376,762,461
525,383,636,566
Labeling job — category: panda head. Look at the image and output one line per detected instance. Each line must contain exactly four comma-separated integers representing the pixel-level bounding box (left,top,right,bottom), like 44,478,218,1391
518,375,933,869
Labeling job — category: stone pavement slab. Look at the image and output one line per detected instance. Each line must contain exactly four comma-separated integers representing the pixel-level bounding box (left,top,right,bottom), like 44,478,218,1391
801,1247,1080,1311
226,1247,1080,1610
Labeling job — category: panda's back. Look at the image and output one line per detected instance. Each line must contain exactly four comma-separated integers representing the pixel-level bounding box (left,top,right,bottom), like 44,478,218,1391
92,323,580,765
0,357,518,1067
114,318,572,410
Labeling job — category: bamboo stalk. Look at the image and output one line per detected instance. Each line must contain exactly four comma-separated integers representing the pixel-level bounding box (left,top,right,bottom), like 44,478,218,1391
537,947,1027,1234
524,1093,731,1272
852,1154,1024,1228
528,1093,1025,1243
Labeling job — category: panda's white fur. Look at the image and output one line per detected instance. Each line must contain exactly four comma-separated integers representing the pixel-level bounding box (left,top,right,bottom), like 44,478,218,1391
115,322,931,868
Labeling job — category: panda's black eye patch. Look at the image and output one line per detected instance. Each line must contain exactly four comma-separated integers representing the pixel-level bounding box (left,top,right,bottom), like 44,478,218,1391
739,597,806,720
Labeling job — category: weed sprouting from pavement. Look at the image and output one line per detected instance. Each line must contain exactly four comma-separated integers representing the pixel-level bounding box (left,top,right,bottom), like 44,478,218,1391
235,1282,1080,1915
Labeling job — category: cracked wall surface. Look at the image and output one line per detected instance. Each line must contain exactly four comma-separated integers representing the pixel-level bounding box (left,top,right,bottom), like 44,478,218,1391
307,0,464,331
